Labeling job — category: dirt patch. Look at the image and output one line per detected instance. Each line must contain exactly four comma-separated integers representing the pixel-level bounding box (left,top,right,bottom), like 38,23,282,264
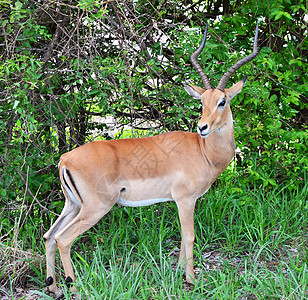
0,243,44,299
0,288,43,300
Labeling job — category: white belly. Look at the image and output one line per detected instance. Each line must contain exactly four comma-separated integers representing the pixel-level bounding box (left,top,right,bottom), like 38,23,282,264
116,197,173,207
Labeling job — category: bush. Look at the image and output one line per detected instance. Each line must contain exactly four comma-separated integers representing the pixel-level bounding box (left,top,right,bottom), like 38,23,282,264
0,0,307,244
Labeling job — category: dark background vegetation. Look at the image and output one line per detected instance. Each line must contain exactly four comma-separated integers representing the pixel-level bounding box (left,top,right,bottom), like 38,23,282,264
0,0,307,292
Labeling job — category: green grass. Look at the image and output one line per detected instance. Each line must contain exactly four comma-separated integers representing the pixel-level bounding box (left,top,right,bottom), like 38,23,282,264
1,180,308,299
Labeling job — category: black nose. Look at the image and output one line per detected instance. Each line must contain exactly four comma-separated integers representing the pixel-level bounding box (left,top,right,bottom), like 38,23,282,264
198,124,208,132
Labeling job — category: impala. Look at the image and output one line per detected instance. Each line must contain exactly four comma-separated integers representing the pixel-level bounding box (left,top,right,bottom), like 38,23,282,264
44,22,259,294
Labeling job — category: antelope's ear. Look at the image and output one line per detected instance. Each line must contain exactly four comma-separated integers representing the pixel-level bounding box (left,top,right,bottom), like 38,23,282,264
225,76,247,101
184,84,205,99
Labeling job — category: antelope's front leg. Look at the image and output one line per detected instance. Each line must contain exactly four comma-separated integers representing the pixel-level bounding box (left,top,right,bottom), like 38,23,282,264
176,200,196,284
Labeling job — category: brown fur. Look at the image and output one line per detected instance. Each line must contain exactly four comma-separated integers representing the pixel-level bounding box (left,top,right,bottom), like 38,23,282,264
43,80,244,295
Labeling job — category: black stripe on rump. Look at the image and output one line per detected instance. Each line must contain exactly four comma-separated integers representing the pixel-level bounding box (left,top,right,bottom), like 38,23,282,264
62,168,74,198
65,168,83,203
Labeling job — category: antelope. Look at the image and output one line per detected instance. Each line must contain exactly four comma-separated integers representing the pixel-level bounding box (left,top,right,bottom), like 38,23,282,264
44,22,259,294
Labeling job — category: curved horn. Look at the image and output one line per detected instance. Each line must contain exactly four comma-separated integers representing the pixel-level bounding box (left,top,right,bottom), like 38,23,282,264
216,20,259,91
190,24,212,90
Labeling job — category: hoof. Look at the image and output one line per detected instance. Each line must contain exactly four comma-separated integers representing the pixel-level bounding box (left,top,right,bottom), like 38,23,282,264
65,276,73,287
45,276,54,286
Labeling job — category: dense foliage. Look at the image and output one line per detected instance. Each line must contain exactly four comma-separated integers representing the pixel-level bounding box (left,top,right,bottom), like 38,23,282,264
0,0,307,242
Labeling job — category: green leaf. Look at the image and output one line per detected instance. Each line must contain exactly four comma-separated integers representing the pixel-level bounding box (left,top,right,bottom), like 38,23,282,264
15,1,22,9
282,12,292,20
2,19,8,27
274,11,283,21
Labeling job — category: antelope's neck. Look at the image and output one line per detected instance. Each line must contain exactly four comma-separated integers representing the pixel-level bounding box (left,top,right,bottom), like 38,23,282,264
199,120,235,172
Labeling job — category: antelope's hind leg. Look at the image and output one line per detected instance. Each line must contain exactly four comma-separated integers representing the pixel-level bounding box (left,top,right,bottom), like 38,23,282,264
54,196,116,293
43,199,81,295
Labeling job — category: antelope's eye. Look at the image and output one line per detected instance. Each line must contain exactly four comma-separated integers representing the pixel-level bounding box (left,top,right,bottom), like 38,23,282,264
218,100,226,107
